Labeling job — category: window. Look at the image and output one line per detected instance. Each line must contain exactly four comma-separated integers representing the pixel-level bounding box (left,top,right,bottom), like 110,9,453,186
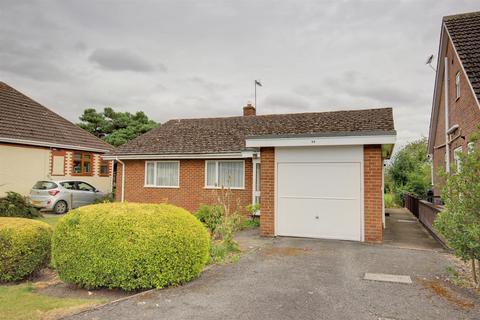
72,152,92,175
77,182,95,192
468,142,475,155
32,181,58,190
205,160,244,189
60,181,75,190
145,161,179,187
455,71,461,100
454,146,463,173
99,160,110,176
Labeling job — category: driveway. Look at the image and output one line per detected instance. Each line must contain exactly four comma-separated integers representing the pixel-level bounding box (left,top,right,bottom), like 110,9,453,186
68,234,479,320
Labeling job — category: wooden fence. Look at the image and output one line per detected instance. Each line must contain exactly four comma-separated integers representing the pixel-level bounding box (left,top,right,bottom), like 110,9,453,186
403,194,447,247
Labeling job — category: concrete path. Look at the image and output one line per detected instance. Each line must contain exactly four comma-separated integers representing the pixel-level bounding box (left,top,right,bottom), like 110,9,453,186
383,207,444,251
67,235,479,320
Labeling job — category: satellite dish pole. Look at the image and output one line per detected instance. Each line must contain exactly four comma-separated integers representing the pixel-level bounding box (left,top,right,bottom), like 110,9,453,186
254,80,262,111
425,54,436,72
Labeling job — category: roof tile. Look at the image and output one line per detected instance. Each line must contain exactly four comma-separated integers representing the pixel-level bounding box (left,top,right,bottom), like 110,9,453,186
111,107,395,155
0,82,113,151
444,11,480,101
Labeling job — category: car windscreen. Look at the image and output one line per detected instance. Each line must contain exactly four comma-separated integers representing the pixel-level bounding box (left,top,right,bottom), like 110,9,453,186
32,181,58,190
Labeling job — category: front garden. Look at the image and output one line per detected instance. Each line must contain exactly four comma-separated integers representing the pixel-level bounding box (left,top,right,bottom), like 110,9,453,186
0,189,259,319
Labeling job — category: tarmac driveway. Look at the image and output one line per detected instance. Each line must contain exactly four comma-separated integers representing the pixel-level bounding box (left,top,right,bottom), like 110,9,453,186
68,235,480,320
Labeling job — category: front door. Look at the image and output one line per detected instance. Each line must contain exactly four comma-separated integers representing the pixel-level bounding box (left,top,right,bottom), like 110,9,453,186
252,158,261,215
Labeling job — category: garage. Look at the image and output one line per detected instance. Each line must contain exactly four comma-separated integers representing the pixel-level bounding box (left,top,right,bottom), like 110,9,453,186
275,146,363,241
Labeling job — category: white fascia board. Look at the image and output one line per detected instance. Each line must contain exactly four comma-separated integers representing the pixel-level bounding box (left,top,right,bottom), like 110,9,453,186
0,136,110,153
103,152,248,160
245,134,396,148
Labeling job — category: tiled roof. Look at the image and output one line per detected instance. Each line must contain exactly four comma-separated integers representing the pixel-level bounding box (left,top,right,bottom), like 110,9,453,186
0,82,113,152
444,11,480,101
110,107,395,155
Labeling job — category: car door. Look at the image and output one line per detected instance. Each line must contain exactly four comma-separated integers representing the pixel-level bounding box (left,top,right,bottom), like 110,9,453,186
75,181,97,207
59,181,78,208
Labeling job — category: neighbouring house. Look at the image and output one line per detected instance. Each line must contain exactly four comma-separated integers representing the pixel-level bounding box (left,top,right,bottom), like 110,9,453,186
105,104,395,243
428,11,480,201
0,82,114,196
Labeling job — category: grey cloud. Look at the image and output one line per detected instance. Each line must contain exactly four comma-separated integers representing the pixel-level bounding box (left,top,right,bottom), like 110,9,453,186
0,38,70,81
88,49,164,73
263,93,312,112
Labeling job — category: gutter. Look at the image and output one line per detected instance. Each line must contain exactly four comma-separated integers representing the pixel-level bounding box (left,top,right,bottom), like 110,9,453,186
0,136,110,153
115,157,125,202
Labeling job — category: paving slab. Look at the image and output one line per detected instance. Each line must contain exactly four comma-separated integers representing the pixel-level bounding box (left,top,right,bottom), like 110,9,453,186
363,272,412,284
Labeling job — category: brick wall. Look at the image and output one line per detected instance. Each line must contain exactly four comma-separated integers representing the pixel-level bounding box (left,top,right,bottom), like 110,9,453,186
116,158,253,214
432,35,480,197
364,145,383,243
259,147,275,236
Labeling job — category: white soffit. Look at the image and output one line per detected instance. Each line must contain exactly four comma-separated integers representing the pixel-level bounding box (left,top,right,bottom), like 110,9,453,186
245,134,396,148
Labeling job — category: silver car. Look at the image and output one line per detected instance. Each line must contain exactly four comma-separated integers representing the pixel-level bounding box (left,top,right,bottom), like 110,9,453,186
29,180,105,214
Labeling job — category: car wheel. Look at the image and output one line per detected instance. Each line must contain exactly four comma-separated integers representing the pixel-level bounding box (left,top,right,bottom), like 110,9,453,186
53,201,68,214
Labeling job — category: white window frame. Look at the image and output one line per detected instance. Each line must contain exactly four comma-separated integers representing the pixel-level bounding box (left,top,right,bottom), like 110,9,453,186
144,160,180,188
455,71,461,100
204,160,245,190
453,146,463,173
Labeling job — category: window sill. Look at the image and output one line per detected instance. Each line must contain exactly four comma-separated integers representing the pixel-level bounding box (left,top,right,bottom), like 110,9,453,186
204,186,245,190
144,185,180,189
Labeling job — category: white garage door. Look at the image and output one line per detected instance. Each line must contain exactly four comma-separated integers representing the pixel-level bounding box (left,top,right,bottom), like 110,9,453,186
276,146,362,241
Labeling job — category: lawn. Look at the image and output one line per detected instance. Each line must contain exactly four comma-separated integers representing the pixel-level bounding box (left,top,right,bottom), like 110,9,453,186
35,213,63,228
0,283,104,320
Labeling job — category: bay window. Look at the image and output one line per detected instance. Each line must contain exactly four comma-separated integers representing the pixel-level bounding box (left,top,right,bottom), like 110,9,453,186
205,160,244,189
145,161,179,187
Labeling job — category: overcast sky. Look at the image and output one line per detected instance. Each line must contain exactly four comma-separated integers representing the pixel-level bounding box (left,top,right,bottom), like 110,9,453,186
1,1,479,149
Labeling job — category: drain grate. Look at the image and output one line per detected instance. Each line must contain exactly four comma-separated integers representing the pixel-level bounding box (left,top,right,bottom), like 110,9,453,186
364,273,412,284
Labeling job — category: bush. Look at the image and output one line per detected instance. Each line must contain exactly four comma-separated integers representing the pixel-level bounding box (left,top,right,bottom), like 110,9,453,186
0,218,52,282
0,192,41,218
52,203,210,291
194,204,224,234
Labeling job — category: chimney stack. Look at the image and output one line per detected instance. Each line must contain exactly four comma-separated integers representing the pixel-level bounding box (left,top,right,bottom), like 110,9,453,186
243,103,256,116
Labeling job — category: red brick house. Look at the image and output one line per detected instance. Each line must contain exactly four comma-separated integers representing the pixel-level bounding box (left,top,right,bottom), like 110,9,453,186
105,105,395,242
0,82,114,197
428,11,480,200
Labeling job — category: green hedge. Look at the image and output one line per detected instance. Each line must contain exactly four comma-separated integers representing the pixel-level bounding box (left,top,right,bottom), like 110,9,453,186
0,218,52,282
52,202,210,291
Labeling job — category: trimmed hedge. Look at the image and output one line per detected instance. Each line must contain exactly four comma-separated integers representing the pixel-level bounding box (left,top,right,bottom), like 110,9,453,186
52,203,210,291
0,218,52,282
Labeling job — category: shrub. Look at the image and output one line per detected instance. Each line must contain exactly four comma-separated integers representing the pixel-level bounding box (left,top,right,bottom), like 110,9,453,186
52,203,210,291
194,204,223,234
0,218,52,282
0,192,41,218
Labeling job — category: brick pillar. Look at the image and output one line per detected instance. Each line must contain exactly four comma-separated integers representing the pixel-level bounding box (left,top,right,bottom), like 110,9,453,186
260,147,275,236
364,145,383,243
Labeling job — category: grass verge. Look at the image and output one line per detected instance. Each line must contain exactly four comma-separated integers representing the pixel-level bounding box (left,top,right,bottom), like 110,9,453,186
35,214,63,228
0,283,105,320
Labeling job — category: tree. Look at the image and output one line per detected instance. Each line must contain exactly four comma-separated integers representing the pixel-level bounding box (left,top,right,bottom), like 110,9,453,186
78,107,157,147
434,135,480,286
386,137,431,204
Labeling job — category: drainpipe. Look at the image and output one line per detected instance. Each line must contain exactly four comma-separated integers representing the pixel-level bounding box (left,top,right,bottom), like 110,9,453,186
444,56,450,173
116,157,125,202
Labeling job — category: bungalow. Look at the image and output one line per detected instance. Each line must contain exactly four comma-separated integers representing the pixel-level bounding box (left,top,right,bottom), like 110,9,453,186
106,104,395,243
0,82,114,196
428,11,480,201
